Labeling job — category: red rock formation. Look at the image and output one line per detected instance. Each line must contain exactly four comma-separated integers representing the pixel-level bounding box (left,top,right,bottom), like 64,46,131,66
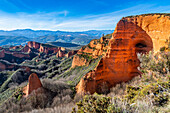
72,37,109,68
66,50,78,58
39,45,61,54
21,45,31,53
27,41,40,49
0,50,5,58
71,55,88,68
23,73,42,96
56,50,65,58
124,14,170,52
61,47,66,51
76,16,154,94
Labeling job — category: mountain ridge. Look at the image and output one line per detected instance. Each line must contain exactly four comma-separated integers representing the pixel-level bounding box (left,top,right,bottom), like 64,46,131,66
0,29,113,46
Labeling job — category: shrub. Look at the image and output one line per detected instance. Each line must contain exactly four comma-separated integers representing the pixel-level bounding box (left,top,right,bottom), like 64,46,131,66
72,94,112,113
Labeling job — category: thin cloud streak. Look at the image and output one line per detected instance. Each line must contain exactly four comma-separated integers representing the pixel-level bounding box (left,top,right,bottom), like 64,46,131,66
0,4,169,31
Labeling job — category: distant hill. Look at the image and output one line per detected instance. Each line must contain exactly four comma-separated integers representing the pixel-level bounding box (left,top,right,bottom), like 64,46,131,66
0,36,30,46
0,29,113,38
0,29,113,46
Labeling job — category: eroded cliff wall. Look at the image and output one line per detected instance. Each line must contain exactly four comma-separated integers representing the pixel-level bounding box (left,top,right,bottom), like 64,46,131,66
76,14,170,94
124,14,170,52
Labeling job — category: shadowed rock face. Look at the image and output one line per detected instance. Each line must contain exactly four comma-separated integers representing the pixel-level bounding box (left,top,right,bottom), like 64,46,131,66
23,73,42,96
76,18,153,94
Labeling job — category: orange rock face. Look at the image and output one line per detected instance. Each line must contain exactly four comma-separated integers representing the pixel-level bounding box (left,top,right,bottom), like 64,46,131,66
76,15,155,94
125,14,170,52
56,50,65,58
71,55,87,68
23,73,42,96
72,37,109,68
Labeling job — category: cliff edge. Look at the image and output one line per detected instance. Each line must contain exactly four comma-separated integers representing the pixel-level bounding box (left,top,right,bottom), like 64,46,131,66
75,13,170,94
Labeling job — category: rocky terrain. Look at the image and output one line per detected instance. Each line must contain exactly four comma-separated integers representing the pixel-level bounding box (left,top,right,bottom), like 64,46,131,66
0,41,78,71
0,13,169,113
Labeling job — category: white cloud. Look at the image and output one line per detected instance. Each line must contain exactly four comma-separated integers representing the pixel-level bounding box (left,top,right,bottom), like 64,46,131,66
0,4,169,31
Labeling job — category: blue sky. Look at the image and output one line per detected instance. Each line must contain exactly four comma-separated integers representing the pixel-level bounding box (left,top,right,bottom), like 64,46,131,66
0,0,169,31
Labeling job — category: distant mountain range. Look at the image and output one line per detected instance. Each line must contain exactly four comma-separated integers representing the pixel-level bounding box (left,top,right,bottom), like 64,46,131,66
0,29,113,46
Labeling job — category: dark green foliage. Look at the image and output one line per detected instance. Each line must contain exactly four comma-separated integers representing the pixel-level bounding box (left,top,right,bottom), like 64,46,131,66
124,51,170,107
104,33,112,39
73,94,112,113
77,53,93,61
125,82,169,106
0,68,32,93
160,46,166,51
55,56,102,86
138,51,170,75
41,43,57,48
0,87,16,106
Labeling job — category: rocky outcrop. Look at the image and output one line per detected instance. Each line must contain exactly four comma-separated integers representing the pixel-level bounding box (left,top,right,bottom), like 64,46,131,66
71,55,88,68
66,50,78,58
124,14,170,52
21,45,31,53
56,50,65,58
56,50,78,58
23,73,42,97
39,45,60,54
76,14,170,94
72,37,109,68
27,41,40,49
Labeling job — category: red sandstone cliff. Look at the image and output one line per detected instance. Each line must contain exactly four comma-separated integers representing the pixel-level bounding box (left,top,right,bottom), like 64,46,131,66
72,37,109,68
21,45,31,53
123,14,170,52
23,73,42,97
76,14,169,94
56,50,65,58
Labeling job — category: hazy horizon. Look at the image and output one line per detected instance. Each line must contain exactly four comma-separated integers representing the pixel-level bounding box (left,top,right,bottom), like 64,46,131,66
0,28,113,32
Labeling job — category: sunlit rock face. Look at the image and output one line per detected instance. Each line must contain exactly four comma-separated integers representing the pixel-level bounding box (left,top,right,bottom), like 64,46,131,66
76,17,153,94
23,73,42,96
27,41,40,49
125,15,170,52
